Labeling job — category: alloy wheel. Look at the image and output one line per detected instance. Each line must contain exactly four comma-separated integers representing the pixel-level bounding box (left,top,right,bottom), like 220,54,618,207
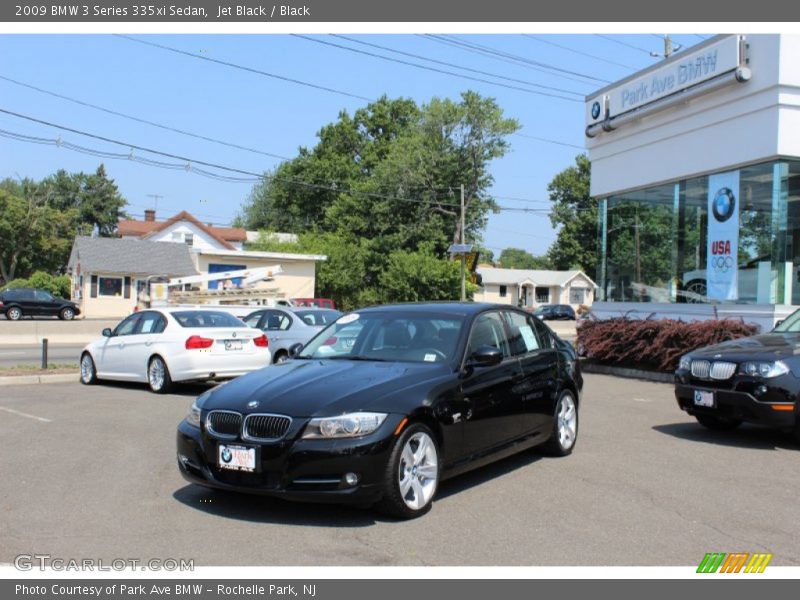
7,307,22,320
149,358,166,391
80,354,95,384
398,431,439,511
557,394,578,450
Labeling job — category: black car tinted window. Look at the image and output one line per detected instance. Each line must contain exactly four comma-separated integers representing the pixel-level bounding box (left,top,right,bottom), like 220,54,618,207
467,311,511,358
530,317,554,349
504,311,541,356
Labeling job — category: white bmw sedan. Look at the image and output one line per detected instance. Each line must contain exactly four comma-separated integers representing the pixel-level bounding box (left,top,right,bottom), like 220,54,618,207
79,308,271,393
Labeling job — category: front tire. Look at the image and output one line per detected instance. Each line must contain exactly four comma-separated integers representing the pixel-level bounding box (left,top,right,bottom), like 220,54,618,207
59,307,75,321
6,307,22,321
274,351,289,364
376,423,440,519
696,414,742,431
148,355,173,394
80,353,97,385
541,390,579,456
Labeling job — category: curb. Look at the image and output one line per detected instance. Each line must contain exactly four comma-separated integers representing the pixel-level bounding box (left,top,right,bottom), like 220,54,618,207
580,360,674,384
0,373,78,386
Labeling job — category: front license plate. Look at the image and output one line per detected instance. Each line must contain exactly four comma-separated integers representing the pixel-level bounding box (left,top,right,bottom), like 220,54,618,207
224,339,243,351
693,390,715,408
218,444,256,472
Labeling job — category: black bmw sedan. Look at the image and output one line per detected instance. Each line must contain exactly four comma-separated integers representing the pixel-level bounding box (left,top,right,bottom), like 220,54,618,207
177,302,583,518
675,313,800,443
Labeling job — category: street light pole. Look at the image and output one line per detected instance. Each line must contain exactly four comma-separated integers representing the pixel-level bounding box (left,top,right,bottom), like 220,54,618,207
460,184,466,302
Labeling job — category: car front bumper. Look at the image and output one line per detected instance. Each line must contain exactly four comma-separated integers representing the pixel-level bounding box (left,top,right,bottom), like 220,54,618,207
674,382,796,429
176,415,404,504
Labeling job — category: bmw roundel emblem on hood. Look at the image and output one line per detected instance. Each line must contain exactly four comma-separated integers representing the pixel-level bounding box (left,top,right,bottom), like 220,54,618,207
247,400,259,409
712,187,736,223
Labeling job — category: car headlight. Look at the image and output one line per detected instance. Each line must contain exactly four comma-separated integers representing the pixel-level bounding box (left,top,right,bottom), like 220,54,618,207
186,391,210,428
739,361,789,378
679,356,692,371
302,412,388,439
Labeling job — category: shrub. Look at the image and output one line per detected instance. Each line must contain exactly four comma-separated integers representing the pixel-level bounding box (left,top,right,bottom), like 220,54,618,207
1,271,71,299
576,316,758,372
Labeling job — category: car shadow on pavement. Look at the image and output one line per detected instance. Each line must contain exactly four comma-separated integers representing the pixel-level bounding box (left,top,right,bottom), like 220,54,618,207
94,380,213,397
172,449,546,526
653,422,798,451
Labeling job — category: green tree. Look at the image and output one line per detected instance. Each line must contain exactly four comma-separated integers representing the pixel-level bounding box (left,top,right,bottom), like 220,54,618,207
498,247,552,269
378,246,471,304
0,185,77,283
546,154,598,280
44,165,127,236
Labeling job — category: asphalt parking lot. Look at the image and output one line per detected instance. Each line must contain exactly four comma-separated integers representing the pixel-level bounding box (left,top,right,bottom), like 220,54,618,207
0,374,798,567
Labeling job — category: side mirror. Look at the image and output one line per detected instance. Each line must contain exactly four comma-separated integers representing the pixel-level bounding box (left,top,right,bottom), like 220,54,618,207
468,345,503,367
288,342,303,357
102,328,113,337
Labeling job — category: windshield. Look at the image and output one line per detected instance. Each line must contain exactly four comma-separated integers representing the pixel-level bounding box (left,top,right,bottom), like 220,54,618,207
295,309,342,326
172,311,245,328
298,312,464,363
773,309,800,333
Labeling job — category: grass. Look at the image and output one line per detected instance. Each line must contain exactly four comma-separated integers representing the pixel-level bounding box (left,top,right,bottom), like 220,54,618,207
0,363,78,376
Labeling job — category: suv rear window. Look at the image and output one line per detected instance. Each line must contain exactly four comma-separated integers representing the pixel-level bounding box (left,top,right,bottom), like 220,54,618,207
1,289,32,301
172,311,244,328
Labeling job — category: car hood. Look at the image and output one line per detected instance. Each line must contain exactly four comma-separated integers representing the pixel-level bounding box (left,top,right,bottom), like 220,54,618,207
690,333,800,361
201,359,450,417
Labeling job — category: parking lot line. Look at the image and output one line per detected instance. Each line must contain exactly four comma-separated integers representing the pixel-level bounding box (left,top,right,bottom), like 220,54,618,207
0,406,52,423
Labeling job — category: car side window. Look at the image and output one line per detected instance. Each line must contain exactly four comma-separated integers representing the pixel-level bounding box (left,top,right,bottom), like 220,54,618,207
243,312,263,328
34,290,53,302
504,311,541,356
467,311,511,359
530,316,553,349
136,311,166,334
264,310,292,331
114,314,141,336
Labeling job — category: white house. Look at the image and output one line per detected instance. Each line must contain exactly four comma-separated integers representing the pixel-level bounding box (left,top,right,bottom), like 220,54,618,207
118,210,247,251
475,268,597,309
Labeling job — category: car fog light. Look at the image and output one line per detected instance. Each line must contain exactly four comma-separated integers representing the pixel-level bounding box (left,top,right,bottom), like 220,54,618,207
177,454,190,467
344,472,359,486
756,385,768,396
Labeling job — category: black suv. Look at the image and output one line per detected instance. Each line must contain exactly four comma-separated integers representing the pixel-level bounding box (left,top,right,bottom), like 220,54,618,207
533,304,576,321
0,288,81,320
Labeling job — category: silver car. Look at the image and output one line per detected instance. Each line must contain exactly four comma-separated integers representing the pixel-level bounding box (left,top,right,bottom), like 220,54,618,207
242,307,342,363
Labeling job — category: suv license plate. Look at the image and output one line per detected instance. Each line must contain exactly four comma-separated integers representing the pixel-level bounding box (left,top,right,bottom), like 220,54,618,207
693,390,715,408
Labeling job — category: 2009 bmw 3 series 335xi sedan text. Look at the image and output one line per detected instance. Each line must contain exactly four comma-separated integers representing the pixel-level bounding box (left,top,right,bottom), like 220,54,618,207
176,303,583,518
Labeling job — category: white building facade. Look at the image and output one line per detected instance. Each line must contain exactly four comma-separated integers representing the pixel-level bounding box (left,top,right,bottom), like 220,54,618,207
587,34,800,331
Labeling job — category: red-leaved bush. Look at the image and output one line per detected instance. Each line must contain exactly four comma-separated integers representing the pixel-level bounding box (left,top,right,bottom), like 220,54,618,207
576,316,759,372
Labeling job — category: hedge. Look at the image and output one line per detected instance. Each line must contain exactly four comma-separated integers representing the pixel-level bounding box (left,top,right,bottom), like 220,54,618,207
576,316,759,372
1,271,71,299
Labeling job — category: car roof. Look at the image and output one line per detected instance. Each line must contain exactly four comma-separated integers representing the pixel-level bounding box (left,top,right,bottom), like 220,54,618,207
355,302,517,316
156,306,245,313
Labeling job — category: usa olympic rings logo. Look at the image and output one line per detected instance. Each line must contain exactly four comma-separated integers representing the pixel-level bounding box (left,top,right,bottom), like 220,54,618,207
712,256,734,273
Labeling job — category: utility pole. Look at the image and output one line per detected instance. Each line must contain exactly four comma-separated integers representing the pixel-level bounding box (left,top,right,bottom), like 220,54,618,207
651,34,682,59
460,184,466,302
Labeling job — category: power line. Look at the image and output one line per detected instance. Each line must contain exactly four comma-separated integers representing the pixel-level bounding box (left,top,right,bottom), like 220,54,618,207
513,132,584,150
114,34,374,103
419,34,601,87
520,35,637,71
594,34,655,56
0,74,291,161
424,35,612,84
327,34,585,97
291,34,582,102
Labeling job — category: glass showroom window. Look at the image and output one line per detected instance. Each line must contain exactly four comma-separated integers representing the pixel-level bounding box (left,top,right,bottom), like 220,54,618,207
98,276,123,297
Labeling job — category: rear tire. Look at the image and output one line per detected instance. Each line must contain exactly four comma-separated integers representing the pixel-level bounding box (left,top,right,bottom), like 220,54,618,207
59,307,75,321
375,423,440,519
274,351,289,364
80,353,97,385
540,390,579,456
696,414,742,431
148,355,173,394
6,307,22,321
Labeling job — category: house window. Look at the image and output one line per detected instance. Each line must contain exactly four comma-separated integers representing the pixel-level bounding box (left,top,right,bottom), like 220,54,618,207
98,276,123,297
499,285,507,298
184,233,194,246
535,286,550,303
569,288,586,304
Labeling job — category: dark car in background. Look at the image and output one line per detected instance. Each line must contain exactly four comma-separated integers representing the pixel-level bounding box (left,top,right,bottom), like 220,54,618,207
177,302,583,518
534,304,576,321
0,287,80,320
675,311,800,443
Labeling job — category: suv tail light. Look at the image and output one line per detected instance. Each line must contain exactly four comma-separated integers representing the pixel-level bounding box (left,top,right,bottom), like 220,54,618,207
253,334,269,348
185,335,214,350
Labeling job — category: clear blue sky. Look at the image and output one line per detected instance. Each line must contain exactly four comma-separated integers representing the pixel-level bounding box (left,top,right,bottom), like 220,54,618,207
0,33,708,259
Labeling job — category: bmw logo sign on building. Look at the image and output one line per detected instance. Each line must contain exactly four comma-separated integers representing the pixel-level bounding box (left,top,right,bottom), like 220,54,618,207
712,187,736,223
591,101,602,120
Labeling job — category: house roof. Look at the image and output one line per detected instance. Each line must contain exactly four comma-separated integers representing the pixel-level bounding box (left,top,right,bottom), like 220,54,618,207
68,237,198,277
117,211,246,249
478,267,597,288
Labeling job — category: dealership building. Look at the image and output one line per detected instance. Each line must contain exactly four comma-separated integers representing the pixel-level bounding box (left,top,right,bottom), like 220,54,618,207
586,34,800,331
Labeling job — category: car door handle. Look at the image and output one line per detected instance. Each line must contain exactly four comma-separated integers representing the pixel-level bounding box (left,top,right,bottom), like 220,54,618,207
145,341,153,347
